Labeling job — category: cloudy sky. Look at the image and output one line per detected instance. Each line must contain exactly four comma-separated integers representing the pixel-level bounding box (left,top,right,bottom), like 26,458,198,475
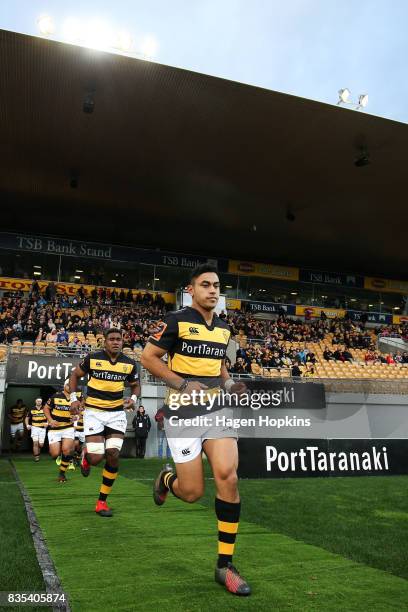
1,0,407,123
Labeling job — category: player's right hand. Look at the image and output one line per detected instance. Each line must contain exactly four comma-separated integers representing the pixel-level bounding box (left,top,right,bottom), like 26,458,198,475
184,381,208,394
70,401,81,415
48,419,59,428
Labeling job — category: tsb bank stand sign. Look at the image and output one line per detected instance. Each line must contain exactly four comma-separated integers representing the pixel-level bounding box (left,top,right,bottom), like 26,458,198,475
6,355,84,386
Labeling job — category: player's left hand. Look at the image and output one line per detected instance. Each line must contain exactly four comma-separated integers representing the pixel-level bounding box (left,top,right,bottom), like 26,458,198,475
123,398,136,411
229,382,248,396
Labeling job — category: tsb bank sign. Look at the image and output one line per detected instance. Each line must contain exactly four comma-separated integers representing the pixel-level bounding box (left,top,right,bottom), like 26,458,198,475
16,235,112,259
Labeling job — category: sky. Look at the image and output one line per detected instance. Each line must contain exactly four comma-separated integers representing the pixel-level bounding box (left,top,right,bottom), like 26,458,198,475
0,0,407,124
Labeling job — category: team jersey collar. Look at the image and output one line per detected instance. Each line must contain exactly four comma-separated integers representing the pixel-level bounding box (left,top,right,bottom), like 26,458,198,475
186,306,218,331
102,349,122,365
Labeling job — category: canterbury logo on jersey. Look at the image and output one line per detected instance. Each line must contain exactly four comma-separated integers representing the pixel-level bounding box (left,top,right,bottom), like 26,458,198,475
189,327,199,334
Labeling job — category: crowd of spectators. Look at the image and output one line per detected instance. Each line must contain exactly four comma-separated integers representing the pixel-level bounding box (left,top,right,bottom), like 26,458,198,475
1,282,408,375
376,323,408,341
0,281,168,350
224,312,408,375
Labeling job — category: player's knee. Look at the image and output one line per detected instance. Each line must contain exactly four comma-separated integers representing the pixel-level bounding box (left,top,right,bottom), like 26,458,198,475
215,468,238,488
105,448,120,462
180,486,204,503
88,453,103,465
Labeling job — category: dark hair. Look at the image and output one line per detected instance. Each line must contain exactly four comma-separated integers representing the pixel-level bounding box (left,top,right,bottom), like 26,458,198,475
104,328,123,339
189,263,219,284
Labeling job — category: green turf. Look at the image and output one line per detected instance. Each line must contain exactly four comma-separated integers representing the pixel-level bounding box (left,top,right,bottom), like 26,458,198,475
0,459,49,611
11,457,408,611
120,460,408,579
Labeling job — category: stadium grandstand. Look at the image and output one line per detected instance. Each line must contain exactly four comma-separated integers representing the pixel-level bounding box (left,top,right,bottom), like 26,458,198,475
1,26,408,612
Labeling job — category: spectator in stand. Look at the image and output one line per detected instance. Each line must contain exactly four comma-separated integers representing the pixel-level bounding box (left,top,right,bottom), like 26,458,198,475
303,364,315,377
232,357,249,374
365,349,377,363
45,328,58,344
323,348,334,361
36,327,47,343
342,349,354,362
291,361,302,377
305,352,317,364
333,348,345,362
30,280,40,297
56,327,68,344
296,347,308,363
45,281,57,302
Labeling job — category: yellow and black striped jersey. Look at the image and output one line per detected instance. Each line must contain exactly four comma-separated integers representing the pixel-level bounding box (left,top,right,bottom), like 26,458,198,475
9,404,27,424
148,306,231,383
47,391,81,430
28,407,48,428
80,350,138,412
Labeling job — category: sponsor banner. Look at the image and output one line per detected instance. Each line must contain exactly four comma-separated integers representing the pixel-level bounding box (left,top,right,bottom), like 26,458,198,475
238,438,408,478
225,298,242,310
6,354,83,386
0,277,176,303
393,315,408,325
364,277,408,294
296,305,345,319
347,310,393,325
228,260,299,281
299,269,364,288
0,232,227,271
143,251,227,271
0,232,127,261
248,301,296,315
245,379,325,410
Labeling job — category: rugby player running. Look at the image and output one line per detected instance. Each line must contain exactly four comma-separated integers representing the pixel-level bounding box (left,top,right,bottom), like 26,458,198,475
70,329,140,517
141,264,251,596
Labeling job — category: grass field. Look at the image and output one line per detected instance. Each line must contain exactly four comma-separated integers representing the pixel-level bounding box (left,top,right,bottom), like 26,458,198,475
0,459,48,612
4,456,408,611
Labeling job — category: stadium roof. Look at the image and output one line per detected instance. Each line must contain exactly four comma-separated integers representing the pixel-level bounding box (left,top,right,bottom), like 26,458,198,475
0,28,407,279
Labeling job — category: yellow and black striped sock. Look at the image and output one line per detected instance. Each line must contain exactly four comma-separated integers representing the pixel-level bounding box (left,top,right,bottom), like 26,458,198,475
163,471,178,495
215,498,241,568
98,464,118,502
59,454,72,475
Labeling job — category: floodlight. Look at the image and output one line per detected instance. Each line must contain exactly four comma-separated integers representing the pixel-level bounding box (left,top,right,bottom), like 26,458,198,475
62,18,84,44
338,88,350,104
358,94,368,108
37,14,55,36
140,35,158,58
84,20,113,52
116,30,133,52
